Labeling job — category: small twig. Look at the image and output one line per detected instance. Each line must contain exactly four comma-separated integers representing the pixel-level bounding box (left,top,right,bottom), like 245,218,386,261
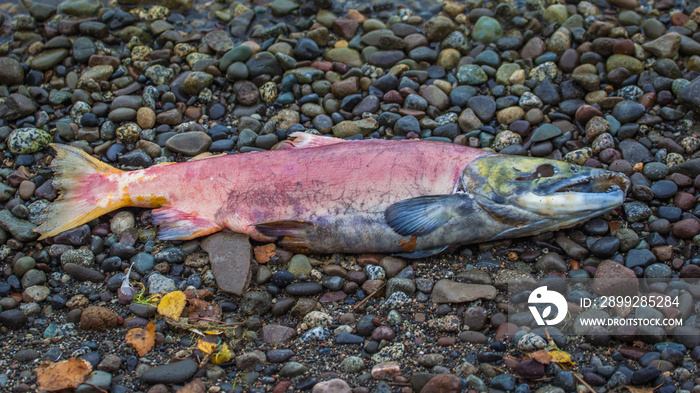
187,317,242,326
353,283,386,310
198,351,215,368
491,366,516,377
574,373,596,393
81,382,108,393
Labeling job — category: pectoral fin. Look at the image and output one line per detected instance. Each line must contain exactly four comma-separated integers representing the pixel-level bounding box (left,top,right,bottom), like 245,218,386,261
384,195,473,237
152,207,222,240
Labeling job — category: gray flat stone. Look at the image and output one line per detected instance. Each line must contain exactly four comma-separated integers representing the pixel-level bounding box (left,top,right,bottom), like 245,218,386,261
201,232,252,296
431,279,497,303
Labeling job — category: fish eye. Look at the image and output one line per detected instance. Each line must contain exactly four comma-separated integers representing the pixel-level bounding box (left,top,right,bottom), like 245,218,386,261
569,165,578,173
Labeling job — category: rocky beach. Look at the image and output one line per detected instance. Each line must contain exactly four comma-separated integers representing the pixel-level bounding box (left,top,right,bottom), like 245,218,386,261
1,0,700,391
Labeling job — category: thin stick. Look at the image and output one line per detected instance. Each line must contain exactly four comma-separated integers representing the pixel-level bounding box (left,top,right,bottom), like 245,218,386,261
353,283,386,310
187,316,242,326
81,382,108,393
491,366,516,377
574,372,596,393
198,351,215,368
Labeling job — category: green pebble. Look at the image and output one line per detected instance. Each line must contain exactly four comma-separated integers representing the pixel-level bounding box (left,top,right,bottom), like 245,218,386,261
219,45,253,72
287,254,312,277
471,16,503,44
606,54,643,74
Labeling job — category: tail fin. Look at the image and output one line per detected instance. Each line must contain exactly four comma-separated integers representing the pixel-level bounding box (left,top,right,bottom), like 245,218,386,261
35,144,127,240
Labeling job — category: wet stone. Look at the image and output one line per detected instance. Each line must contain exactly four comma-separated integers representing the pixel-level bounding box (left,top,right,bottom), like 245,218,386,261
165,132,212,156
141,360,198,384
0,58,24,86
651,180,678,199
201,233,252,296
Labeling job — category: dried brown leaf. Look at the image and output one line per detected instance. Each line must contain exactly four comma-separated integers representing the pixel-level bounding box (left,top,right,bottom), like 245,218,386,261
254,244,277,264
187,298,222,324
35,358,92,391
527,350,553,364
126,321,156,356
179,378,206,393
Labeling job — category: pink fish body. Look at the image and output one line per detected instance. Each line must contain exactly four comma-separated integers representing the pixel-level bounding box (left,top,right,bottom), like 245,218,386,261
36,133,628,257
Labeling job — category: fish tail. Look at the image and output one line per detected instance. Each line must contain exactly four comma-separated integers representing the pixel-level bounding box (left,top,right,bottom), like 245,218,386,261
35,144,128,240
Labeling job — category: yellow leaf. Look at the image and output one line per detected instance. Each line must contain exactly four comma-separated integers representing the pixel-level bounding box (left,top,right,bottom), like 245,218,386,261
157,291,187,320
125,322,156,356
549,349,575,370
197,338,218,354
211,342,232,365
35,358,92,392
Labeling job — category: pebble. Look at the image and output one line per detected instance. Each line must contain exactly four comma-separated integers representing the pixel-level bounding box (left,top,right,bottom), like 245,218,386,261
141,360,198,384
80,306,117,331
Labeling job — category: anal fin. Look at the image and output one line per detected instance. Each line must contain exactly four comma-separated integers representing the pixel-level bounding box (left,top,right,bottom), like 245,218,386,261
393,245,450,259
253,220,316,252
152,207,222,240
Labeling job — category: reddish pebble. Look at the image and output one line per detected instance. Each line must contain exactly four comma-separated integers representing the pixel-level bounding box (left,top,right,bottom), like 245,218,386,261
371,326,396,341
319,291,346,303
371,361,400,380
639,92,656,109
613,39,635,55
668,173,693,187
420,374,461,393
592,260,638,297
332,18,359,40
273,381,292,393
680,264,700,278
575,105,603,126
311,61,332,72
558,48,580,73
517,359,545,380
494,322,519,341
383,90,403,104
651,245,673,261
674,192,697,210
671,12,690,26
672,218,700,239
184,106,201,120
356,254,382,266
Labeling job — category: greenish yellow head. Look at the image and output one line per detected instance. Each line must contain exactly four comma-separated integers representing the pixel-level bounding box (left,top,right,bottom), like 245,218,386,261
461,155,630,235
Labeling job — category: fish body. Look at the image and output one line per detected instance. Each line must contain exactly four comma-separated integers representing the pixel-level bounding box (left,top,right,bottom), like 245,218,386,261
36,133,629,257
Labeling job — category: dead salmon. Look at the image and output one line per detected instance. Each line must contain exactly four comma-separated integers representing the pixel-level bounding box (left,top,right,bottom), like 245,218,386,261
35,133,630,258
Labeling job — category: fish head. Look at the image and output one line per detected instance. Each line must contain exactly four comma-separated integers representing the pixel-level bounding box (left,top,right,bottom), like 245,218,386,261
461,155,630,236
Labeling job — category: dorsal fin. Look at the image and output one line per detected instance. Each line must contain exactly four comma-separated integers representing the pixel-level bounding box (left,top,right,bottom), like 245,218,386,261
286,132,347,149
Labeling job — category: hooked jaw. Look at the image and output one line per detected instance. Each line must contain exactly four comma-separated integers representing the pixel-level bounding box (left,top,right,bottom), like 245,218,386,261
515,169,630,216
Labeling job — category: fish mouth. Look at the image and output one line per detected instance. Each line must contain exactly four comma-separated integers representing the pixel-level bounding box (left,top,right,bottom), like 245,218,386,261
516,170,630,216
